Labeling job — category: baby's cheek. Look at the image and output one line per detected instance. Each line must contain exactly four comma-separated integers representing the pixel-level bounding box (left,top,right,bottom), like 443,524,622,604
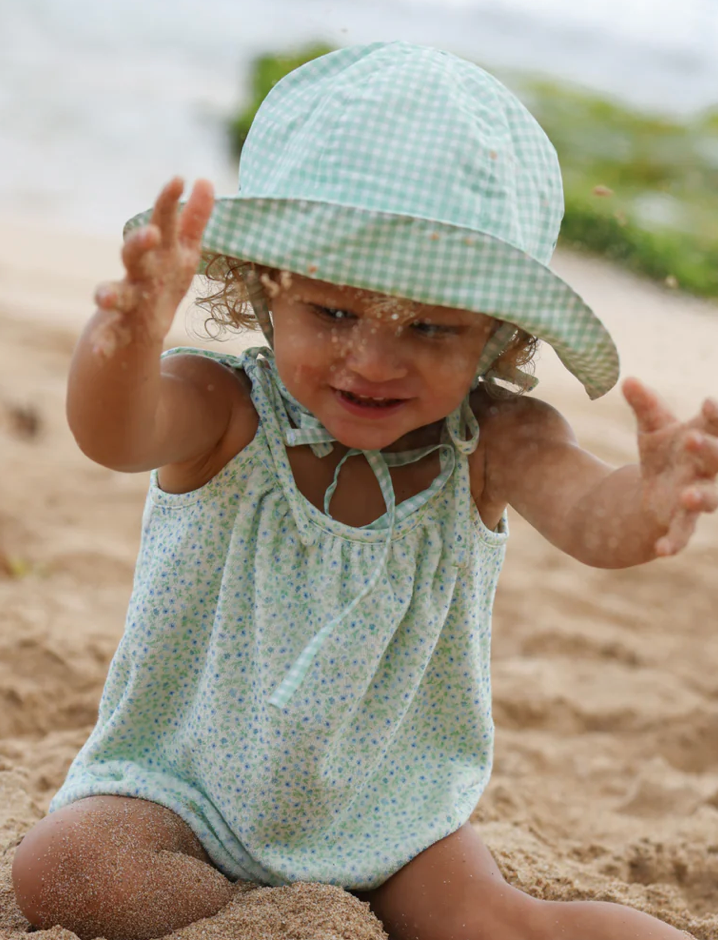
284,361,320,398
458,343,484,374
435,349,478,387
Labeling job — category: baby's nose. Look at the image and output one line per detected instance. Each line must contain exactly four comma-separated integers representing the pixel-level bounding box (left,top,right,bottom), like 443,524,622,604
342,324,408,382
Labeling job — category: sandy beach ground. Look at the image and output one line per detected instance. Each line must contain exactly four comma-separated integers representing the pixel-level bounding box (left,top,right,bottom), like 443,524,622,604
1,217,717,938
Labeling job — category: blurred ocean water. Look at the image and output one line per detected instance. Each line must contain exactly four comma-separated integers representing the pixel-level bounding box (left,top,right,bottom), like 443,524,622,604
2,0,717,235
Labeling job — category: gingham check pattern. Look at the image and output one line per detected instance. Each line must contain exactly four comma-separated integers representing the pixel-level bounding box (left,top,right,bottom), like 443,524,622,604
126,41,619,397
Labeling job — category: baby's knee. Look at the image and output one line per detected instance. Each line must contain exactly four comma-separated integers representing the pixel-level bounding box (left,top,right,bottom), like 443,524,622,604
13,796,233,940
13,800,121,934
12,796,165,938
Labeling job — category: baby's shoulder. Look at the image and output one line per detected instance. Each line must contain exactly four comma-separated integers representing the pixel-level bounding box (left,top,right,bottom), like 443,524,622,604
157,349,259,494
469,385,571,441
162,347,256,420
469,384,577,476
162,345,249,384
467,387,577,521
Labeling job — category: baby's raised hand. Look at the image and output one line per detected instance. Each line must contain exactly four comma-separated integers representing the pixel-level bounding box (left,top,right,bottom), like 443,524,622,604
94,177,214,344
623,377,718,556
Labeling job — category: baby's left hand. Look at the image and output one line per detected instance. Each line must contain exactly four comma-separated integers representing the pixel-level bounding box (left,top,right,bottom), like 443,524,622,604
623,377,718,556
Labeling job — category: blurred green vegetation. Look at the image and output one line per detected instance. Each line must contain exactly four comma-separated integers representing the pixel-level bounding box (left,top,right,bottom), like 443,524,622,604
229,46,718,299
230,43,335,154
515,78,718,298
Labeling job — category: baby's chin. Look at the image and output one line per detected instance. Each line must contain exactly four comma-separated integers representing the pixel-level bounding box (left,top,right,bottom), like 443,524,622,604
322,412,444,454
319,421,405,452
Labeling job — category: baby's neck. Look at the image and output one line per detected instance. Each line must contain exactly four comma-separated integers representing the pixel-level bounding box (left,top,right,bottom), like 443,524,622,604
377,419,445,454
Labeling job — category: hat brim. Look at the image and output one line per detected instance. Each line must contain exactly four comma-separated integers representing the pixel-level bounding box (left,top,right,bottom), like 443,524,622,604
125,195,619,399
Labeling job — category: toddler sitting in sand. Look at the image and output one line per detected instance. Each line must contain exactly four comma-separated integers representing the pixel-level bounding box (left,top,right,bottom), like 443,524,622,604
12,42,716,940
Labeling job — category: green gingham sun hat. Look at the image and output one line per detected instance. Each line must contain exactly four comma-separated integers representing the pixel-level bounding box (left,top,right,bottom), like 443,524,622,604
125,41,619,398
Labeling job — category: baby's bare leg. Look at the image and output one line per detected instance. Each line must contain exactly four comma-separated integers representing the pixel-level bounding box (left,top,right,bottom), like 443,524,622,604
12,795,234,940
357,822,690,940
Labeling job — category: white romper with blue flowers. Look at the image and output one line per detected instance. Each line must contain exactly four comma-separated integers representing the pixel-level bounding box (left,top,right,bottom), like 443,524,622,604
50,346,507,890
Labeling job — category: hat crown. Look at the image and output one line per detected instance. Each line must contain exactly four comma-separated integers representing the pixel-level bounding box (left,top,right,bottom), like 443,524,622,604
239,42,564,266
124,42,619,401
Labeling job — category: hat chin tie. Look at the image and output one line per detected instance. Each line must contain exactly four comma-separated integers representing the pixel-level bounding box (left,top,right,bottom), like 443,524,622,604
472,321,538,393
240,264,275,346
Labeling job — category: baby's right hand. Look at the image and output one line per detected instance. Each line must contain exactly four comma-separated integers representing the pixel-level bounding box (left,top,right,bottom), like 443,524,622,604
94,177,214,344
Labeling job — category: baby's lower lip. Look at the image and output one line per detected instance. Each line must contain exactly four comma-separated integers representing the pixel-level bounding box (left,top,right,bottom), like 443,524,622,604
333,388,409,418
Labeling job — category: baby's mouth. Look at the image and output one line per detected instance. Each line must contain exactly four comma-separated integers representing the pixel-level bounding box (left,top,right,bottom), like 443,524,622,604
337,389,404,409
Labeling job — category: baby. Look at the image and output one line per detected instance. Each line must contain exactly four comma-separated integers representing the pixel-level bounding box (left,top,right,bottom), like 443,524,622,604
13,42,715,940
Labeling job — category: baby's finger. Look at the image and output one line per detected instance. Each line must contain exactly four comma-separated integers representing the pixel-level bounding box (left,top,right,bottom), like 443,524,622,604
684,430,718,475
149,177,184,246
655,510,698,557
178,178,214,249
681,481,718,514
94,280,142,314
699,397,718,433
122,225,161,278
622,376,676,434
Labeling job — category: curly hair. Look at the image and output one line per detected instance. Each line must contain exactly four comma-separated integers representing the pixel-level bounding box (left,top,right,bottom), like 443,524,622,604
194,253,260,337
194,254,539,389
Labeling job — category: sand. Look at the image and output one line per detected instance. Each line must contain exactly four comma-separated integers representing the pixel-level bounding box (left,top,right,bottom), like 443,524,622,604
0,217,717,938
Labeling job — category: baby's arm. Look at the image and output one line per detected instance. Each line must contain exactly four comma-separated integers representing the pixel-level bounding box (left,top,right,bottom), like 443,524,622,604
68,178,247,473
481,381,718,568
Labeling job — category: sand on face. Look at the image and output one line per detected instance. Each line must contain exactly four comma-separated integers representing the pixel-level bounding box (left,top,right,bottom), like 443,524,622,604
1,220,717,938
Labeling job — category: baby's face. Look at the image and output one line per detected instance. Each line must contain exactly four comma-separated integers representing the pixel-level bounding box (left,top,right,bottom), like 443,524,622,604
267,272,494,451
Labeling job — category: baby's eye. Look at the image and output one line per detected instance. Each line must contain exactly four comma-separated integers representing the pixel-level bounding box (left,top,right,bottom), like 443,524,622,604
313,305,358,323
411,320,457,337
